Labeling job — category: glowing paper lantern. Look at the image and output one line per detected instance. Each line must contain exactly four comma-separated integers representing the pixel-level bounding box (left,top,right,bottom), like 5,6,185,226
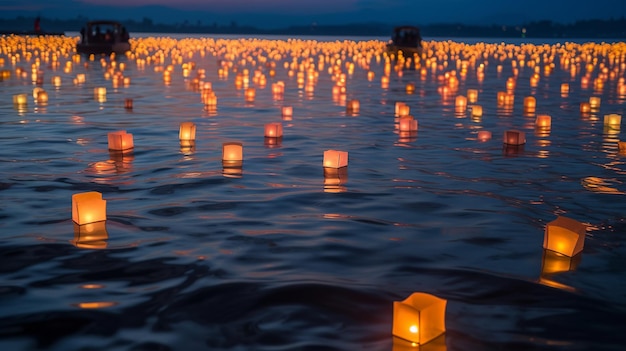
503,130,526,145
347,99,360,114
107,130,134,152
560,83,569,96
467,89,478,103
535,114,552,128
604,114,621,128
264,122,283,138
477,130,492,142
398,116,418,132
72,221,108,249
13,93,27,107
523,96,536,113
244,87,256,102
282,106,293,119
222,142,243,162
589,96,601,110
543,216,586,257
124,98,133,110
455,95,467,112
619,141,626,153
392,292,447,345
72,191,107,225
405,82,415,94
470,105,483,117
580,102,591,114
179,122,196,146
323,150,348,169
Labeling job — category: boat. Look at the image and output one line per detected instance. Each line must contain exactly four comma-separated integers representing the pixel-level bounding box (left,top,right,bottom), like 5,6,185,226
386,25,423,57
76,20,130,55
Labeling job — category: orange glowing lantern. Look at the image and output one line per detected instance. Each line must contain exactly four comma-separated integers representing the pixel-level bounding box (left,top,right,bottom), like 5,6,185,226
560,83,569,96
72,191,107,225
618,141,626,153
13,93,27,107
535,114,552,128
406,83,415,94
477,130,492,142
52,75,61,87
347,99,360,114
580,102,591,114
455,95,467,112
470,105,483,117
264,122,283,138
35,90,48,104
124,98,133,110
397,103,410,117
245,87,256,102
398,116,418,132
323,150,348,169
94,87,106,99
222,142,243,162
381,75,390,89
392,292,447,345
543,216,586,257
107,130,134,152
604,114,621,128
503,130,525,145
523,96,536,113
467,89,478,103
179,122,196,146
72,221,108,249
589,96,601,110
282,106,293,119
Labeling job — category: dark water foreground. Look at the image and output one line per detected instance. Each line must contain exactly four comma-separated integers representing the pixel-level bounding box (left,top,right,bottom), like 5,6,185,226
1,36,625,351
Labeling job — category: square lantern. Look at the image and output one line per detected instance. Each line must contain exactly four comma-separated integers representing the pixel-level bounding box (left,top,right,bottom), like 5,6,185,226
282,106,293,120
543,216,586,257
264,122,283,138
107,130,134,152
399,116,418,132
619,141,626,153
72,221,108,249
470,105,483,117
13,93,28,107
580,102,591,114
124,98,133,110
467,89,478,103
222,142,243,162
455,95,467,112
393,292,447,345
503,130,525,145
604,114,621,129
72,191,107,225
477,130,492,142
347,99,360,114
535,114,552,129
589,96,601,110
323,150,348,169
523,96,536,113
179,122,197,146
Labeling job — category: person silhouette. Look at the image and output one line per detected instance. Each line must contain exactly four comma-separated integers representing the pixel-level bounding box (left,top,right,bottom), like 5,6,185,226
34,16,41,33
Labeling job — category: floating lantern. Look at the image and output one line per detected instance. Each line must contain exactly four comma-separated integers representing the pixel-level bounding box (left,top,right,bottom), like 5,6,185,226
381,75,390,89
72,221,108,249
124,98,133,110
323,150,348,169
604,114,621,128
619,141,626,153
282,106,293,119
94,86,106,99
589,96,601,110
72,191,107,225
392,292,447,345
560,83,569,96
244,87,256,102
35,90,48,104
455,95,467,112
503,130,526,145
405,83,415,94
543,216,586,257
52,75,61,87
470,105,482,117
264,122,283,138
179,122,196,146
398,116,418,132
347,99,360,114
523,96,536,113
107,130,134,152
535,114,552,129
397,103,410,117
222,142,243,162
323,167,348,193
13,93,27,107
467,89,478,103
477,130,492,142
541,249,581,275
580,102,591,114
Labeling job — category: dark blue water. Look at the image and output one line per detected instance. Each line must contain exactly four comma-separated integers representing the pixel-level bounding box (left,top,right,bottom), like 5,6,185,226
1,34,625,351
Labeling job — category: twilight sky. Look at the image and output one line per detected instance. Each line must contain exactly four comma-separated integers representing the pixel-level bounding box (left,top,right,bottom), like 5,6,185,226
1,0,624,28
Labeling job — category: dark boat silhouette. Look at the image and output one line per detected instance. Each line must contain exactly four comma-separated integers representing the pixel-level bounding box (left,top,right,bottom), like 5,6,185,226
76,20,130,55
386,25,423,57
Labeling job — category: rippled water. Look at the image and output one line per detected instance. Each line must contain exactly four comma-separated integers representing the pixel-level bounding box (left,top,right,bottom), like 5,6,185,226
1,34,625,351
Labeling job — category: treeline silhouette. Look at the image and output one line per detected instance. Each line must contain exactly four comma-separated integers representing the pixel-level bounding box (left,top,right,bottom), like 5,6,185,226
1,16,625,38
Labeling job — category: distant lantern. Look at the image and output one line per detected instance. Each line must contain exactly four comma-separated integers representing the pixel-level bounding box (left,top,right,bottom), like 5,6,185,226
13,93,27,107
477,130,492,142
604,114,621,128
560,83,569,96
52,75,62,87
124,98,133,110
589,96,601,110
580,102,591,114
405,82,415,94
72,221,109,249
35,89,48,104
245,87,256,102
467,89,478,103
496,91,507,105
323,149,348,169
282,106,293,119
179,122,196,146
392,292,447,345
535,114,552,128
618,141,626,153
397,103,410,117
94,86,106,99
455,95,467,112
107,130,134,152
503,130,526,145
347,99,360,114
72,191,107,225
523,96,536,113
398,116,418,132
543,216,586,257
470,105,483,117
222,142,243,162
264,122,283,138
381,75,390,89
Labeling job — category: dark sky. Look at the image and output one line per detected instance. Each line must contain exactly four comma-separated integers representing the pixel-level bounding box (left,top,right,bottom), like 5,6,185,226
1,0,625,28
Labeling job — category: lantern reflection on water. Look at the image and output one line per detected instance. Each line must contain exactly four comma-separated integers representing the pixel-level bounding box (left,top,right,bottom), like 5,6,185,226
541,249,581,275
323,167,348,193
543,216,586,257
72,221,108,249
393,292,447,345
72,191,107,225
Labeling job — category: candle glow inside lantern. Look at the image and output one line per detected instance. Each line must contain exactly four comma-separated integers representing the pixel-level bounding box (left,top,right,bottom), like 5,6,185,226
222,142,243,162
580,102,591,114
543,216,586,257
619,141,626,153
282,106,293,119
245,87,256,102
477,130,492,142
467,89,478,103
347,99,360,114
398,116,418,132
13,93,27,106
455,95,467,112
107,130,134,152
264,122,283,138
179,122,197,146
392,292,447,345
503,130,526,145
589,96,601,110
72,191,107,225
535,114,552,128
470,105,483,117
523,96,536,113
604,114,621,128
323,150,348,169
